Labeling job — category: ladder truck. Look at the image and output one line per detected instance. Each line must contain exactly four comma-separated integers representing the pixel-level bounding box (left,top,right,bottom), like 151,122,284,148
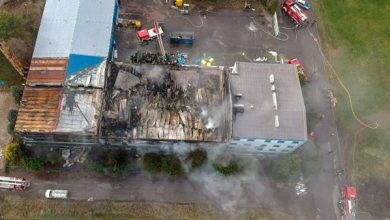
0,176,30,190
342,186,358,220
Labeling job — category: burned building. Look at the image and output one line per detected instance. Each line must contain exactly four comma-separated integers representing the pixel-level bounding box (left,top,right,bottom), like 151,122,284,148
15,0,120,145
101,63,228,144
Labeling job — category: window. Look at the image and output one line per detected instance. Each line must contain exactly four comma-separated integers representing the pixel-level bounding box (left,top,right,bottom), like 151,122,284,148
256,147,263,151
233,138,241,141
277,140,284,143
244,143,251,146
269,149,276,152
287,145,294,148
282,150,289,152
260,144,267,147
264,139,271,143
247,139,255,142
230,143,237,145
273,145,280,148
292,141,299,144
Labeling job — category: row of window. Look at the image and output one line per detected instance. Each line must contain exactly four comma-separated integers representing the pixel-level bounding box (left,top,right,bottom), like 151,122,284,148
230,142,296,149
232,138,300,144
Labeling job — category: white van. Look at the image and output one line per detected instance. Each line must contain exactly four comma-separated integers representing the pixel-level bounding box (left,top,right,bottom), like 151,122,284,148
45,189,69,199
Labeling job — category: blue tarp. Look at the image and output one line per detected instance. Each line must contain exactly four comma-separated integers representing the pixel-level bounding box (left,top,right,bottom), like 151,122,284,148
67,54,105,77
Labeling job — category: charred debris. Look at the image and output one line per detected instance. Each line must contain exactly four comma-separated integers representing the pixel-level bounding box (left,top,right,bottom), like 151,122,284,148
101,60,228,143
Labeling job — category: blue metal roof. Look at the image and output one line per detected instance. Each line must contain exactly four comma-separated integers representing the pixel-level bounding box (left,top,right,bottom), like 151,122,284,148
32,0,117,59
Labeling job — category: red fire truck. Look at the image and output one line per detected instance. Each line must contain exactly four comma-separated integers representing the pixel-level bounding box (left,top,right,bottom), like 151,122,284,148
0,176,30,190
343,186,358,220
282,0,308,26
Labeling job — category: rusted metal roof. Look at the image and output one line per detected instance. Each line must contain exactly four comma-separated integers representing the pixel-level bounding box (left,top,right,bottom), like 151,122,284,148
26,58,68,86
15,88,63,133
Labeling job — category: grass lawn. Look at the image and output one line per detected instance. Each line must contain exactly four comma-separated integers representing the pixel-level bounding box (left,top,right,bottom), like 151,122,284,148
313,0,390,216
0,52,24,87
0,196,296,220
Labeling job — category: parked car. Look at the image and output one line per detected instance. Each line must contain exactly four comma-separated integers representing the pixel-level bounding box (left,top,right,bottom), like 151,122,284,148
295,0,311,10
45,189,69,199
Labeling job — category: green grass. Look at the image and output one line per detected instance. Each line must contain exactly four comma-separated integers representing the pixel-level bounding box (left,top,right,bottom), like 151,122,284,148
314,0,390,216
0,52,24,87
314,0,390,129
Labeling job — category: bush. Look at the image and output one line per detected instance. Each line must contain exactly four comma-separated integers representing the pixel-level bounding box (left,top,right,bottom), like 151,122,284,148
0,12,24,40
260,0,279,14
186,149,208,168
88,149,130,176
11,86,24,104
161,154,184,176
7,109,18,134
142,152,163,175
3,143,22,165
269,154,302,182
21,156,48,172
142,153,184,176
213,160,240,176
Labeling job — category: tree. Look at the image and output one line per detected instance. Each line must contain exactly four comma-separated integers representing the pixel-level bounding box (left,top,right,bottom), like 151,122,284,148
88,149,130,176
3,142,22,165
213,160,240,176
269,154,302,182
186,149,208,168
7,109,18,134
142,152,163,175
161,154,184,176
11,86,24,104
0,12,24,40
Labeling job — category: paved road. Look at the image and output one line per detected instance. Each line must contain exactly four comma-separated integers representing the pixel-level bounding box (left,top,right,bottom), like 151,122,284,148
4,1,348,219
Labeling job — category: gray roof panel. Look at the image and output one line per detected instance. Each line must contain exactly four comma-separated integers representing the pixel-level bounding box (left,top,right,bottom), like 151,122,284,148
231,62,307,141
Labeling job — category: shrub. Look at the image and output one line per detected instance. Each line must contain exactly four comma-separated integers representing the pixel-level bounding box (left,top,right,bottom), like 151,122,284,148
161,154,184,176
7,109,18,134
0,12,24,40
21,156,48,172
3,143,22,165
88,149,130,176
260,0,279,14
269,154,302,182
11,86,24,104
186,149,208,168
142,152,163,175
213,160,240,176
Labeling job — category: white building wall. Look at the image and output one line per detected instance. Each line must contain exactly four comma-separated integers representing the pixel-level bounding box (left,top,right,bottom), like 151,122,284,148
226,137,305,156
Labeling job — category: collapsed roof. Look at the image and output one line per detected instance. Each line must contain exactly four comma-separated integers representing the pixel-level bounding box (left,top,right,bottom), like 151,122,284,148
102,63,228,142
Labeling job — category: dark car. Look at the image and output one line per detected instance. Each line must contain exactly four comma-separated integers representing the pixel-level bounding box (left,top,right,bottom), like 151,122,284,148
295,0,311,10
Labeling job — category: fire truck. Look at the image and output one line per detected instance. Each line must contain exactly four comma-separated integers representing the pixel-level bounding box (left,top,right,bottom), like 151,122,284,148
282,0,308,26
0,176,30,190
342,186,358,220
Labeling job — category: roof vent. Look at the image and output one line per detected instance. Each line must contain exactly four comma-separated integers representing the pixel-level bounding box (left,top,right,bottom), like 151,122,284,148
269,74,275,84
271,84,276,92
235,93,243,99
275,115,279,128
233,104,245,113
272,92,278,110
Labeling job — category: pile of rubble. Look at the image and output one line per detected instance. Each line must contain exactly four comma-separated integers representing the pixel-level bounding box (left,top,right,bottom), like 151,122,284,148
102,63,227,142
130,52,178,65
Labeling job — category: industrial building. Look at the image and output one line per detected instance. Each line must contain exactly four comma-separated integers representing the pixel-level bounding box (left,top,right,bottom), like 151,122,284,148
227,62,307,156
15,0,307,156
15,0,119,139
